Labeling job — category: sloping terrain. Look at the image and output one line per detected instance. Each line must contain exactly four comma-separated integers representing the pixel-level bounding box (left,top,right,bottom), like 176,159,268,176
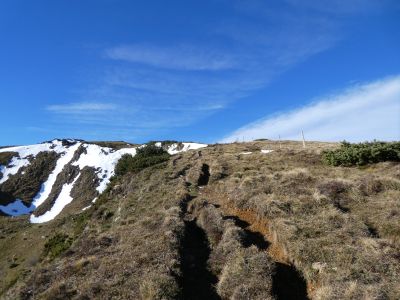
0,139,206,222
0,140,399,299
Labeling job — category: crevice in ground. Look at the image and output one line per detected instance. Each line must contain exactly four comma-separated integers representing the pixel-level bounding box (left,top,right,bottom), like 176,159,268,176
223,215,270,250
199,186,310,299
222,212,309,300
366,223,380,238
272,262,308,300
179,182,220,300
198,164,210,186
180,219,220,299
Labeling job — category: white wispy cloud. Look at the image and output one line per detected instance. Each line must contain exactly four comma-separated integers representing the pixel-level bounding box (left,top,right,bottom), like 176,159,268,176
45,1,397,142
46,102,118,114
105,44,236,71
220,76,400,143
45,102,139,133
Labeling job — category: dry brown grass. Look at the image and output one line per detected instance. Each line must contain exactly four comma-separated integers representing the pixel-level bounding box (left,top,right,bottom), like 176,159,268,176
1,140,399,299
217,247,274,300
202,142,400,299
4,164,188,299
187,196,275,299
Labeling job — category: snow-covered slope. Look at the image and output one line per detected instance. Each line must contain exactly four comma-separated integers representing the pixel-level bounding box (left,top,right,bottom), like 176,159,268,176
0,140,70,184
0,139,207,223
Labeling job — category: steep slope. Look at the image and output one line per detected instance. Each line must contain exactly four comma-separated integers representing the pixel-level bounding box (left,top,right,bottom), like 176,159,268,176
0,140,399,299
0,139,206,223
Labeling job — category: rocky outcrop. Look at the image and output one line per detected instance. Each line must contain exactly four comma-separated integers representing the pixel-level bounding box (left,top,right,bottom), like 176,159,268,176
0,151,59,206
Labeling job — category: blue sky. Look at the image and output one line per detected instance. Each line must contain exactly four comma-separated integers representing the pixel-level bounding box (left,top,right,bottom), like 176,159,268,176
1,0,399,145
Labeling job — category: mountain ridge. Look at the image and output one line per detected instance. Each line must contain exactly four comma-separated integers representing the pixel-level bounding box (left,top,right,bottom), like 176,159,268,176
0,139,207,222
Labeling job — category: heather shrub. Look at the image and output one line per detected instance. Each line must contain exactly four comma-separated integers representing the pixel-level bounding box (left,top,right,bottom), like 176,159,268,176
115,144,170,176
322,141,400,166
43,233,73,260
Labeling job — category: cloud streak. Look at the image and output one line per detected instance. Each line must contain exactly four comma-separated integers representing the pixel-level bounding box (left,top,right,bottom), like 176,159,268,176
45,0,396,142
46,102,118,114
105,44,237,71
220,76,400,143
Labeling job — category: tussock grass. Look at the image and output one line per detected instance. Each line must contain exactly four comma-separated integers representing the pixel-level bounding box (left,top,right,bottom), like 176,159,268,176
217,247,274,300
6,161,187,299
210,142,400,299
189,199,275,299
2,140,399,299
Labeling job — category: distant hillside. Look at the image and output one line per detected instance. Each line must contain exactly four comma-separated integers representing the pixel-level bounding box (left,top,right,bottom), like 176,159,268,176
0,139,206,222
0,140,399,299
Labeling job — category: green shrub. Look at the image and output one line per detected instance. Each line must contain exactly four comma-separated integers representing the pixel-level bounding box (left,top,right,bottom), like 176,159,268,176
115,144,170,176
72,212,90,236
322,141,400,166
148,140,179,147
43,233,73,260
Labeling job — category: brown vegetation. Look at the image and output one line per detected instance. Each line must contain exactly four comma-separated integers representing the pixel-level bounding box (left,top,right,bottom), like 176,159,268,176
0,140,399,299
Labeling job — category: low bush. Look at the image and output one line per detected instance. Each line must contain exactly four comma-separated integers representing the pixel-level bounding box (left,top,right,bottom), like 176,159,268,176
72,212,90,236
43,233,73,260
148,140,179,146
322,141,400,166
115,144,170,176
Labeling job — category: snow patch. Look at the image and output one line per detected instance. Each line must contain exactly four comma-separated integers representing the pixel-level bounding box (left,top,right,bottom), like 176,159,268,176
0,140,207,221
30,174,80,223
261,149,274,154
30,142,82,209
0,140,74,184
240,152,252,155
72,144,137,193
166,142,207,154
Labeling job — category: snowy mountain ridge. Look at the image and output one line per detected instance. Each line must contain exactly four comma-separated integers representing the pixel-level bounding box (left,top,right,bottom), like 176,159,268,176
0,139,207,223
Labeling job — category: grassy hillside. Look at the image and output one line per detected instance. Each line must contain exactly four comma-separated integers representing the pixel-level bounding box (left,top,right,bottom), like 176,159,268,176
1,140,399,299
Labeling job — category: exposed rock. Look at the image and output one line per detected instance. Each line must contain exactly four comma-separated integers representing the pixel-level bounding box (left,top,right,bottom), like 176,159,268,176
69,166,99,209
0,151,59,205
